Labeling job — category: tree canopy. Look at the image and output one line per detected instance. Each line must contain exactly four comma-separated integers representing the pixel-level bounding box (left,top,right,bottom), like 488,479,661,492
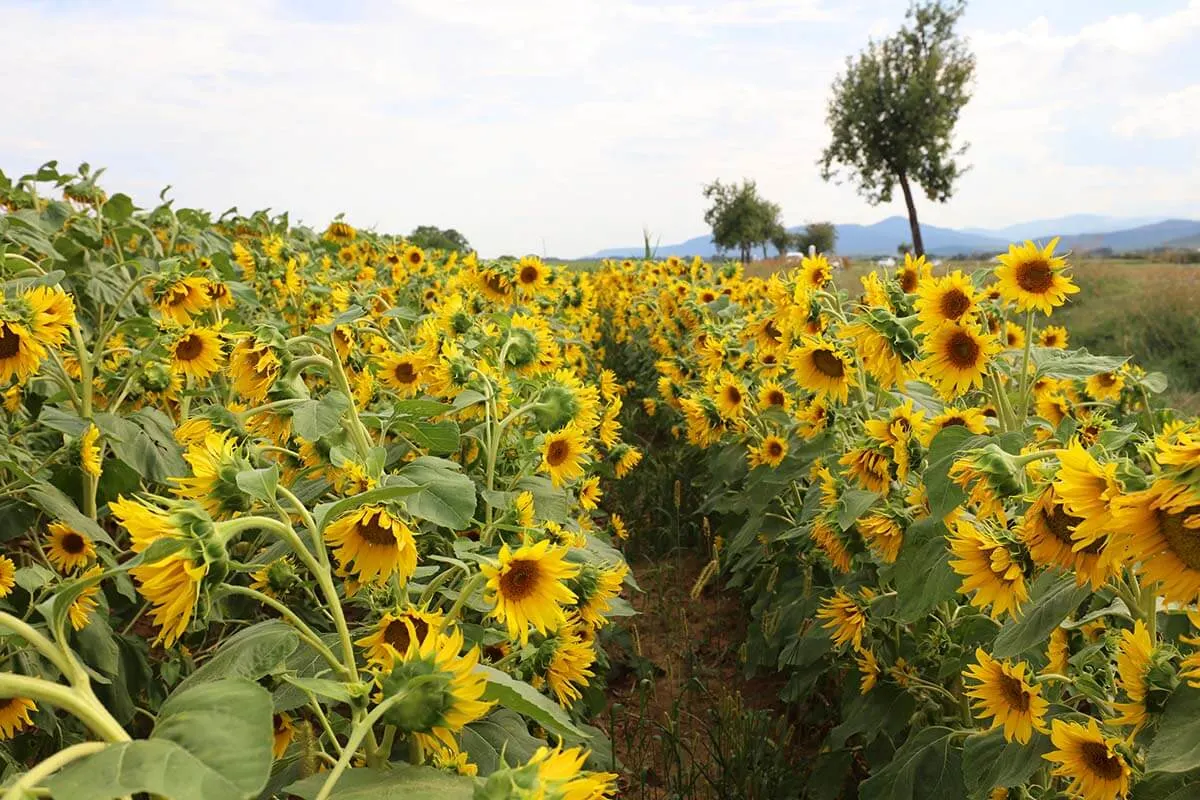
408,225,471,253
702,179,782,263
819,0,974,257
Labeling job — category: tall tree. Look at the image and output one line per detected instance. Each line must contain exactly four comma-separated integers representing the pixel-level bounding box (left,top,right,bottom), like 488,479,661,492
408,225,471,253
818,0,974,257
702,179,780,263
794,222,838,255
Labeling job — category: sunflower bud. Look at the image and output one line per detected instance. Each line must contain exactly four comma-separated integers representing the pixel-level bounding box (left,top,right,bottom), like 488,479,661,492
533,385,578,432
1146,654,1181,715
378,667,453,732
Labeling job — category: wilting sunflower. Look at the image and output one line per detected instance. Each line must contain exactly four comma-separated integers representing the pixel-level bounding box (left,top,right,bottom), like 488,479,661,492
1039,325,1069,348
921,321,1000,399
816,589,867,651
949,520,1028,619
171,327,224,380
23,285,76,348
356,607,442,668
964,649,1049,744
515,255,550,294
856,649,880,693
522,745,618,799
541,614,596,706
1053,443,1121,553
482,539,580,644
0,321,47,384
1114,478,1200,605
812,518,852,573
79,423,102,477
378,350,429,398
0,697,37,740
324,505,418,586
1019,484,1112,589
45,521,96,572
614,445,643,479
0,555,14,598
514,490,536,528
156,276,212,324
573,561,626,627
540,426,589,487
229,336,281,402
1043,718,1130,800
994,238,1079,314
323,220,357,243
748,434,788,469
1046,626,1071,675
1111,621,1154,732
840,446,893,492
67,566,104,631
914,271,979,335
1085,371,1124,402
859,512,904,563
792,336,854,403
271,713,295,760
172,430,254,519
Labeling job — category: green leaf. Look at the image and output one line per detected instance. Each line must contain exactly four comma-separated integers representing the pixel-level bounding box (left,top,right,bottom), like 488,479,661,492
1140,372,1169,394
284,765,475,799
94,410,187,482
461,708,547,775
859,726,965,800
293,392,350,442
962,726,1053,794
44,740,253,800
925,427,986,519
892,518,958,623
314,483,426,532
1030,347,1129,380
827,684,915,750
279,675,355,704
236,465,279,504
839,489,880,531
177,620,299,691
392,456,477,530
476,664,586,739
24,482,114,545
1148,685,1200,774
397,420,461,454
1060,597,1132,629
391,399,453,418
992,570,1090,659
102,193,136,222
38,405,90,435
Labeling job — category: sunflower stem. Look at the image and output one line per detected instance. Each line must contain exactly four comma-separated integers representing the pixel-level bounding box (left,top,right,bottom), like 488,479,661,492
0,740,109,800
326,336,374,460
442,573,488,630
1016,310,1035,418
0,612,77,682
219,585,347,677
0,673,129,743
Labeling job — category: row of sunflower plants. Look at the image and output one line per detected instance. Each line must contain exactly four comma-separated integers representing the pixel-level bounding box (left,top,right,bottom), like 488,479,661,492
0,162,637,799
593,248,1200,799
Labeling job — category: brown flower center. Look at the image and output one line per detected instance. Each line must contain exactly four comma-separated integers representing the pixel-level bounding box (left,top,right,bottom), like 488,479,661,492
175,334,204,361
947,331,981,368
1042,502,1103,553
356,514,398,546
723,386,742,406
61,532,87,554
484,273,507,294
1043,333,1060,347
941,415,966,428
766,440,784,458
499,558,540,601
393,361,417,384
997,673,1031,712
812,349,846,378
0,325,23,359
1016,260,1054,293
1081,740,1125,781
939,288,971,320
1161,507,1200,571
383,615,429,652
408,251,422,265
1096,372,1117,388
899,269,918,293
546,438,571,466
519,265,540,285
766,389,786,406
764,320,782,343
273,713,289,734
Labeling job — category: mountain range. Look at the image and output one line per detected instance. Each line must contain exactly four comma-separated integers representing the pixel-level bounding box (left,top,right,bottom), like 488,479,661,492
588,215,1200,259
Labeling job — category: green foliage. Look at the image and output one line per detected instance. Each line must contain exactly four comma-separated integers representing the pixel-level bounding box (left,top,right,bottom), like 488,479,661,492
702,179,784,263
407,225,471,254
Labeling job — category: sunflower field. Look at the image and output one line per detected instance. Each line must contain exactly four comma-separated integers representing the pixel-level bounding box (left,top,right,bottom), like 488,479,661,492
0,161,1198,800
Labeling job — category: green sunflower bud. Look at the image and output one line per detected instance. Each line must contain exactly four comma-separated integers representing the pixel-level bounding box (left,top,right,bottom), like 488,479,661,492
377,664,453,733
533,384,578,432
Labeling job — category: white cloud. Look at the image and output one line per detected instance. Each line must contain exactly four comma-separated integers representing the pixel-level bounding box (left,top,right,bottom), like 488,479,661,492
1,0,1198,255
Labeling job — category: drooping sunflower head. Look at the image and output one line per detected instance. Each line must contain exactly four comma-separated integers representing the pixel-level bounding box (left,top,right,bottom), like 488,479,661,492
533,613,597,707
492,744,618,800
816,588,867,651
79,423,103,477
170,430,255,519
840,445,894,493
0,320,47,384
323,220,357,244
0,697,37,741
922,406,990,446
482,539,580,644
858,512,904,563
229,334,283,403
46,521,96,573
22,285,77,348
791,336,854,404
948,519,1029,619
324,505,419,587
1053,442,1122,553
0,555,15,599
570,560,627,628
964,648,1049,744
155,275,212,325
1113,478,1200,606
1043,718,1131,800
170,327,225,380
1019,483,1113,589
534,369,600,433
357,607,444,668
994,238,1079,314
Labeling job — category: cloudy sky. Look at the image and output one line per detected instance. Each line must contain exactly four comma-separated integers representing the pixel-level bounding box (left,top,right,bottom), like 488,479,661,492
4,0,1199,256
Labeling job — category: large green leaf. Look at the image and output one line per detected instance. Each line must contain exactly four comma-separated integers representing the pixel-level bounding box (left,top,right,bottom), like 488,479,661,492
94,409,186,482
1148,685,1200,774
925,427,985,520
313,483,426,531
461,708,546,775
992,570,1090,659
892,518,959,623
839,489,880,531
859,726,965,800
176,620,299,691
962,726,1054,795
24,482,114,545
285,765,475,799
1031,347,1129,380
293,392,351,442
476,664,586,739
392,456,477,530
44,740,251,800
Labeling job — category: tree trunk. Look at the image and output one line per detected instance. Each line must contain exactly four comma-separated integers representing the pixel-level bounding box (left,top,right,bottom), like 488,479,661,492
897,173,925,258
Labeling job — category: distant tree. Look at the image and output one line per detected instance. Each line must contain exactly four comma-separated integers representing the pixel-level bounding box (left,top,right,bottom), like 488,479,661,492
897,242,913,257
771,227,795,257
408,225,471,253
702,179,781,263
793,222,838,255
819,0,975,258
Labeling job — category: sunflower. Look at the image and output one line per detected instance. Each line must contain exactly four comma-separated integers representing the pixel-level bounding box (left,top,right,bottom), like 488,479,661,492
1085,371,1124,402
921,321,1000,399
514,490,536,528
994,238,1079,315
482,539,580,644
578,476,603,510
856,649,880,693
712,373,748,420
1039,325,1069,348
324,505,418,586
0,697,36,740
1004,321,1026,350
1046,627,1071,675
540,426,589,487
378,350,429,398
840,446,893,492
323,221,357,243
1043,718,1131,800
812,518,852,573
1053,443,1121,554
45,521,96,572
949,520,1028,619
1113,479,1200,605
523,745,618,799
0,555,14,598
791,336,854,403
748,434,788,469
171,431,253,519
798,254,833,291
964,649,1049,744
895,252,933,294
859,512,904,563
542,614,596,706
271,713,295,760
914,271,979,335
610,514,629,540
229,336,281,402
756,380,791,412
79,423,103,477
0,321,47,384
403,245,426,269
67,566,104,631
922,406,990,445
157,276,212,324
573,561,627,627
816,589,867,651
1111,621,1153,732
1019,484,1112,589
171,327,224,380
356,608,442,668
23,285,77,347
515,256,549,294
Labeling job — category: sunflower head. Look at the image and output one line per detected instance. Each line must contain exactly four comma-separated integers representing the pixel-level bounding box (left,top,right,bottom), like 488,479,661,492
324,505,419,587
46,521,96,573
994,238,1080,314
964,648,1049,744
482,539,580,644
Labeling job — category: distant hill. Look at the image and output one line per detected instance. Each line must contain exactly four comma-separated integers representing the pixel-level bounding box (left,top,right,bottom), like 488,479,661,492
589,216,1200,259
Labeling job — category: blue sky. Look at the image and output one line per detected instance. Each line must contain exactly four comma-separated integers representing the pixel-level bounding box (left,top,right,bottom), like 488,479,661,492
3,0,1199,256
